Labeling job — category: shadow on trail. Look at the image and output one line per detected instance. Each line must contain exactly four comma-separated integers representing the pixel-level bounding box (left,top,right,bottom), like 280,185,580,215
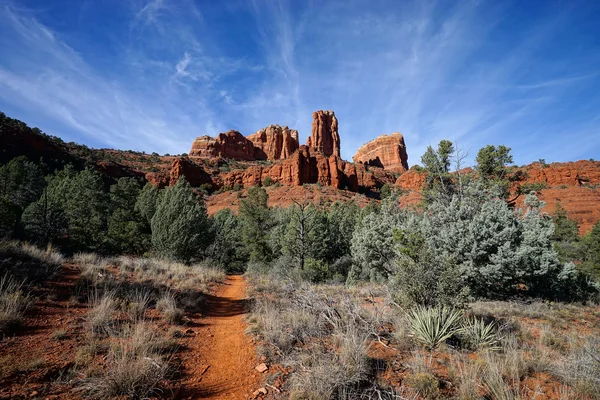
200,292,249,317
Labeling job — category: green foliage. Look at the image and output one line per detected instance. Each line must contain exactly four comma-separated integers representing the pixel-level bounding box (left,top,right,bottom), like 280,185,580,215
349,196,404,282
32,167,110,251
581,221,600,280
460,317,502,351
151,178,211,261
107,178,149,254
300,258,330,283
208,209,248,273
239,186,271,263
262,176,274,187
407,306,463,350
552,203,580,263
21,189,68,245
475,145,513,180
420,140,455,200
135,183,159,225
391,227,468,307
379,183,392,200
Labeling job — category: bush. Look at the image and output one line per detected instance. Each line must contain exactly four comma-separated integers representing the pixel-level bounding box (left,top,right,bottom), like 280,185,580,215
262,176,274,187
0,275,31,335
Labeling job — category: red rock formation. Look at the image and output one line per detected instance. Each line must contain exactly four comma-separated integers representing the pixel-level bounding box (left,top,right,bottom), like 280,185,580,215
247,125,299,160
395,167,427,191
169,157,214,187
308,110,340,157
189,130,255,160
353,132,408,172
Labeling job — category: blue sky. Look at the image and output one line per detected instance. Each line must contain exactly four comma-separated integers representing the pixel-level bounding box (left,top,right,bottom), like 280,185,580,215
1,0,599,166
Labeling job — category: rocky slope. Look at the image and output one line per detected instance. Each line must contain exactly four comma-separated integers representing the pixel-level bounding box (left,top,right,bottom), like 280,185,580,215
353,132,409,172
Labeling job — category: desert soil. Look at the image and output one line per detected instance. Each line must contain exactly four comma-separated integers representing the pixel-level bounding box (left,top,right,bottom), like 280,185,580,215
0,270,262,399
178,275,263,399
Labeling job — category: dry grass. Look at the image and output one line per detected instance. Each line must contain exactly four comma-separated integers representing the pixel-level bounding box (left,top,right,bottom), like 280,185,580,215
124,288,151,321
156,291,184,324
0,274,32,335
558,338,600,398
86,291,116,335
0,240,63,281
82,322,173,399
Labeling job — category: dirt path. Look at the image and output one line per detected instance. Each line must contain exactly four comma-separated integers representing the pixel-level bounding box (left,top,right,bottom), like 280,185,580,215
179,275,262,399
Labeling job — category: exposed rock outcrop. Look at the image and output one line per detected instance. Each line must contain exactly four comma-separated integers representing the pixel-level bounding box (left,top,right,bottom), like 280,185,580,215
353,132,408,172
169,157,214,187
308,110,340,157
189,130,255,160
247,125,299,160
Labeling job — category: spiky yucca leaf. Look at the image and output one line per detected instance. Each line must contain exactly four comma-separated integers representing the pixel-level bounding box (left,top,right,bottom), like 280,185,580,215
462,317,502,351
407,306,463,350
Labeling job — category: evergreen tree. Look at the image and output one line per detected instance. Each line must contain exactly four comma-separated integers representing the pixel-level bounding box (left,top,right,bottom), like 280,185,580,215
208,208,248,272
239,186,271,263
151,178,211,261
551,202,580,263
107,178,149,254
581,221,600,280
21,188,68,245
135,183,159,225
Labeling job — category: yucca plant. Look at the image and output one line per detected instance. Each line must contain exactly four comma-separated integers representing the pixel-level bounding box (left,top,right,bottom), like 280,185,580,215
462,317,502,351
407,306,463,350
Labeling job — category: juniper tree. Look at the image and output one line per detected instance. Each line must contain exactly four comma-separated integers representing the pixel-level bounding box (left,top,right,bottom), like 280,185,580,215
239,186,272,263
151,178,211,261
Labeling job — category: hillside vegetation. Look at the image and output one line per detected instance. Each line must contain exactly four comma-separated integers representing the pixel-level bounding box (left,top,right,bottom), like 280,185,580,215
1,113,600,398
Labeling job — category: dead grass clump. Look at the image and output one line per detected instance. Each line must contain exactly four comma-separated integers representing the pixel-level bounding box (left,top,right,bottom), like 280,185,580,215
82,323,173,399
0,275,31,335
558,338,600,398
156,291,184,324
87,291,116,335
0,240,63,281
289,337,370,400
124,288,151,321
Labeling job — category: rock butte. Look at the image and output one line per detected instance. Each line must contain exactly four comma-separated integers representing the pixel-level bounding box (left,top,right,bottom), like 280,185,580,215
2,109,599,234
247,125,299,161
353,132,409,172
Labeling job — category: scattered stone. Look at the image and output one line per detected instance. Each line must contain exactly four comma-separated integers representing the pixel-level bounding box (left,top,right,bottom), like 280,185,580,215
255,363,268,373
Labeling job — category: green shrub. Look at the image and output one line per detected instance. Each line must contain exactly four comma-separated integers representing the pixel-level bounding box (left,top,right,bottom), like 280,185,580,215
262,176,274,187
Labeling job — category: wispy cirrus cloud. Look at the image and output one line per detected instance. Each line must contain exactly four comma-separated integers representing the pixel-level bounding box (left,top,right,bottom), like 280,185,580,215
0,0,598,164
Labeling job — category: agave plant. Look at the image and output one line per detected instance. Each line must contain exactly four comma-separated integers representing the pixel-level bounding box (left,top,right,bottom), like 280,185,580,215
462,317,502,351
407,306,463,350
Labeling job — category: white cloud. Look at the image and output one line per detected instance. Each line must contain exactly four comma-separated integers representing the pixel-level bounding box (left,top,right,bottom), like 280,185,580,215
0,0,598,165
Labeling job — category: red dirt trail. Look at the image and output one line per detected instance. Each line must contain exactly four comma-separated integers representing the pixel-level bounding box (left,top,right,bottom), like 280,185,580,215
179,275,262,399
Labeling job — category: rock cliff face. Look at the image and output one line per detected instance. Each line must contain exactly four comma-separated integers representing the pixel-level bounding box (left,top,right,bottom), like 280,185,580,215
214,145,394,193
353,132,408,172
307,110,340,157
189,130,255,160
247,125,299,160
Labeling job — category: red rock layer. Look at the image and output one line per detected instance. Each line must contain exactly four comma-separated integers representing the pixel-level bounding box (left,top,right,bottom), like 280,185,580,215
308,110,340,157
189,130,255,160
353,132,409,172
247,125,299,160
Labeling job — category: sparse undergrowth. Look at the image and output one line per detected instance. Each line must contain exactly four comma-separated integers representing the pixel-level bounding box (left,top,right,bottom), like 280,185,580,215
247,270,600,399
